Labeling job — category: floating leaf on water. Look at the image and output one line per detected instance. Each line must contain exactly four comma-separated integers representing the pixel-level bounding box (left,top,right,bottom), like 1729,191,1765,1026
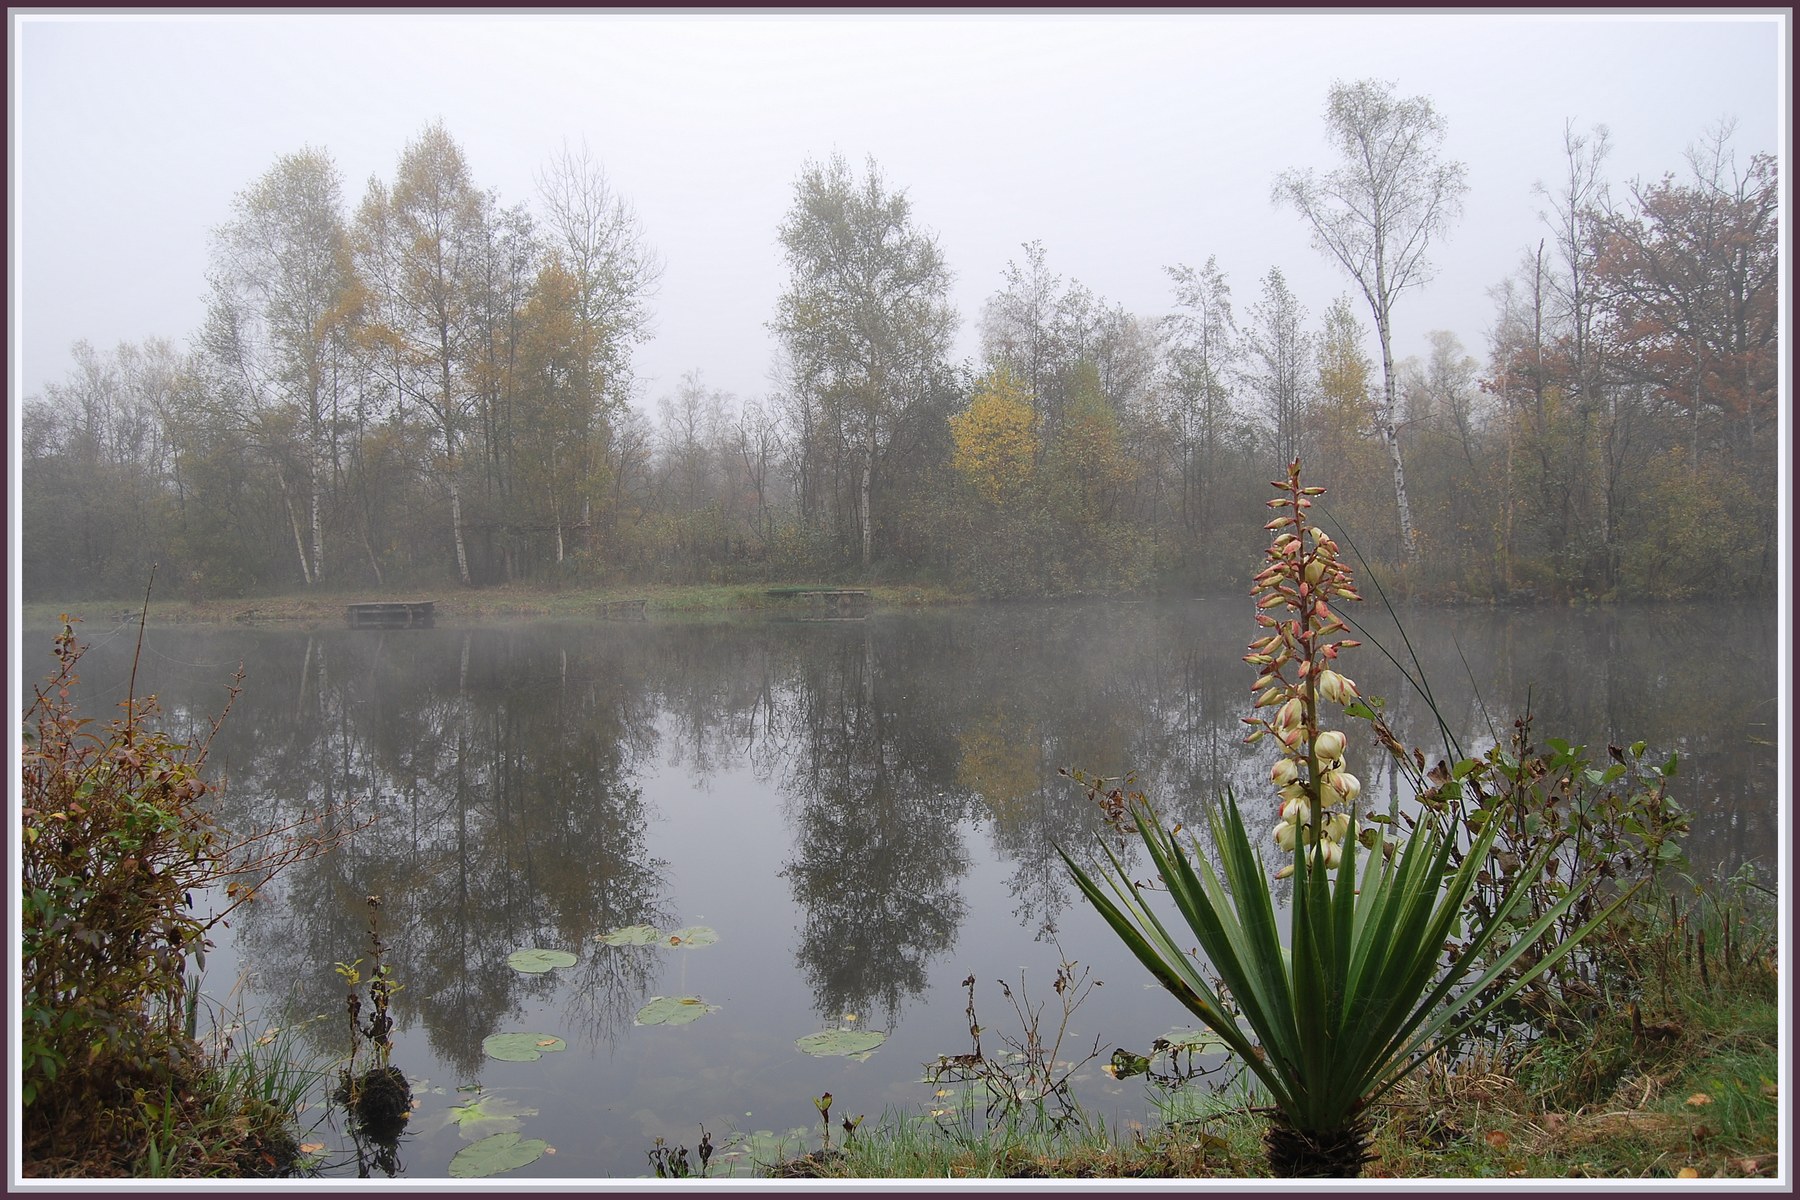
1157,1027,1228,1054
1107,1048,1151,1079
597,924,665,946
506,947,578,973
448,1131,550,1178
634,995,721,1026
482,1032,567,1062
796,1029,886,1058
664,925,719,948
446,1094,540,1140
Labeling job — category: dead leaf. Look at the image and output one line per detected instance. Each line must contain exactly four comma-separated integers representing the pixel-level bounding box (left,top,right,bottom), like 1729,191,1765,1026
536,1038,558,1047
299,1142,325,1155
1484,1130,1511,1151
1677,1167,1699,1179
1685,1092,1712,1107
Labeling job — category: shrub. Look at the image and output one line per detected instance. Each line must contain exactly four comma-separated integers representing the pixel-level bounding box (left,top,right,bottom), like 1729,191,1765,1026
20,616,353,1174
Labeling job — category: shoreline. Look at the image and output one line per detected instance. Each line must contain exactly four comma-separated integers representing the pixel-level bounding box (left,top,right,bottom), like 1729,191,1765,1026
17,581,1770,633
17,582,983,631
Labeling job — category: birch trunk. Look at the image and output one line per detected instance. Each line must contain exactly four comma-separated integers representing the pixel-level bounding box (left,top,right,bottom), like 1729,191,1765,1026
860,448,873,571
275,460,315,585
1373,301,1419,570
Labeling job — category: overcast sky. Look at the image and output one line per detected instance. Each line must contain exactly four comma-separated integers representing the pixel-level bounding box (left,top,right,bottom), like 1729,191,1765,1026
8,9,1787,416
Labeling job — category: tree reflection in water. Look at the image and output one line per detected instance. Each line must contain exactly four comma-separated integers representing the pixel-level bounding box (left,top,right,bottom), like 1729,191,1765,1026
34,600,1773,1178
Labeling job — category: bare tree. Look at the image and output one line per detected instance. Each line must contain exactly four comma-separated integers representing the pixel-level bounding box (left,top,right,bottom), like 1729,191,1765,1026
1162,258,1239,538
1242,267,1315,469
980,240,1063,422
1274,78,1468,570
534,140,662,422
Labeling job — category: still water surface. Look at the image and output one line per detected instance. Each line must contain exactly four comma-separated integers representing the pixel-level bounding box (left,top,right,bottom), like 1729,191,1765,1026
30,599,1778,1179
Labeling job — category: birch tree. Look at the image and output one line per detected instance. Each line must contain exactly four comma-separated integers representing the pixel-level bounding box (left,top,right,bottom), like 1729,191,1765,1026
203,147,358,585
771,154,956,570
354,122,488,585
1274,78,1468,570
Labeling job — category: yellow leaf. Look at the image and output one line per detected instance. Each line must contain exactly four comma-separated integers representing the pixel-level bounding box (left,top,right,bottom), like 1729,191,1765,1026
299,1143,325,1155
537,1038,558,1047
1677,1168,1699,1179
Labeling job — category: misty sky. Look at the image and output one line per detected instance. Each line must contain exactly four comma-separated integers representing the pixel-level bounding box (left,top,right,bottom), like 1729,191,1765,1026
8,9,1787,416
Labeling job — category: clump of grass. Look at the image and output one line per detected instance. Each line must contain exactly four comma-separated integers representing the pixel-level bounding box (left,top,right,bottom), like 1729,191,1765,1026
1361,873,1778,1181
769,1109,1264,1179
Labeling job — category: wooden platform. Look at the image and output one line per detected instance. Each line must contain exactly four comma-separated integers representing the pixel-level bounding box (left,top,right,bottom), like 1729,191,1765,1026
599,598,648,620
796,589,871,619
346,601,435,629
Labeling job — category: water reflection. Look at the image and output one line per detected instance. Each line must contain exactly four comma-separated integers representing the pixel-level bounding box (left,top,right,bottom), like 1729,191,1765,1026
772,625,965,1028
23,599,1776,1178
205,628,673,1080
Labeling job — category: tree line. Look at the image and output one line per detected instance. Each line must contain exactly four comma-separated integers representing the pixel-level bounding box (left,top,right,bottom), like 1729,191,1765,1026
21,81,1778,603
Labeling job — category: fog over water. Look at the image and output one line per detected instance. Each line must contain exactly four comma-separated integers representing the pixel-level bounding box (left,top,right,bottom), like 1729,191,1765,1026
20,599,1777,1178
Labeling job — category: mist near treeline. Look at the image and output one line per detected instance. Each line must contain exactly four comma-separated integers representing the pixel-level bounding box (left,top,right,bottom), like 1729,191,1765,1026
18,82,1777,607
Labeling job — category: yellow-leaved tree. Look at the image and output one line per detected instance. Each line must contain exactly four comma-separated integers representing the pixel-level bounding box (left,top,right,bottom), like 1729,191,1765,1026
949,367,1039,506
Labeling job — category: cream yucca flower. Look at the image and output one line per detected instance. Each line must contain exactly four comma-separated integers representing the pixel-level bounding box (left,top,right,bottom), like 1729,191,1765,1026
1317,669,1358,705
1313,729,1346,763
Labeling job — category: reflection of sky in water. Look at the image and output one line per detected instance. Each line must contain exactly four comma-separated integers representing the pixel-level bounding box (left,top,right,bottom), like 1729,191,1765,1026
24,600,1777,1179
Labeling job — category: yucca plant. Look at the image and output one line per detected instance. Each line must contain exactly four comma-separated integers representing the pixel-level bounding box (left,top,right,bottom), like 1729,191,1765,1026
1059,461,1635,1177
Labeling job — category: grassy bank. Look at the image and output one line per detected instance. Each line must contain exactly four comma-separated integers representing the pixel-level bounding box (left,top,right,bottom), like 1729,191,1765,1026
743,922,1780,1181
19,580,976,630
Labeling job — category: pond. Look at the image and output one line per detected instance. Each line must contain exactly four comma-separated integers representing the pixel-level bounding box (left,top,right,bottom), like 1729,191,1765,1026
23,598,1778,1180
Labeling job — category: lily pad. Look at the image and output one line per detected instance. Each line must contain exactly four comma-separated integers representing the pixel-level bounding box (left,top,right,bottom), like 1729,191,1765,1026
796,1029,886,1058
664,925,719,948
634,995,721,1026
1156,1027,1227,1054
482,1032,567,1062
449,1131,550,1178
445,1094,540,1140
506,947,578,974
597,924,665,946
